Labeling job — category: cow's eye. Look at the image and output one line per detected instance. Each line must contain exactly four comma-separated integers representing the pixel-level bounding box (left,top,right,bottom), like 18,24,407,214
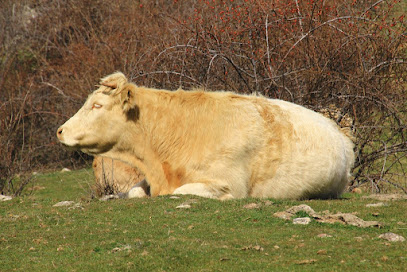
92,103,102,109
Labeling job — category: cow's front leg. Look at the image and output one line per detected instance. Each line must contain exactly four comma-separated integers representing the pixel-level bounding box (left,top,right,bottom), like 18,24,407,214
126,179,150,198
172,183,234,200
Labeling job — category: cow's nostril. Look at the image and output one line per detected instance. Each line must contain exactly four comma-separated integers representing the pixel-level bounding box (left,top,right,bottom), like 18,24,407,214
57,127,63,137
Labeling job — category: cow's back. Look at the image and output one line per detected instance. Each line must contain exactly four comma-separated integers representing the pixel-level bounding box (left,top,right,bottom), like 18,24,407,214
249,98,354,199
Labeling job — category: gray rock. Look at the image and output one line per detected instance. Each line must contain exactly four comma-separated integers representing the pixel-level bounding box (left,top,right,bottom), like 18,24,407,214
0,195,12,201
176,204,191,209
293,217,311,225
286,204,317,216
366,202,387,207
378,232,405,242
316,233,333,238
274,205,381,228
53,201,75,207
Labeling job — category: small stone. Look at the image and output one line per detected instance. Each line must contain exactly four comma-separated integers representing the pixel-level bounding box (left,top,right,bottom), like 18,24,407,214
366,202,386,207
0,195,12,201
324,213,381,228
241,245,264,251
111,245,132,253
68,203,83,210
317,233,333,238
296,259,317,265
112,247,121,252
378,232,405,242
53,201,75,207
176,204,191,209
252,245,264,251
293,217,311,225
60,168,71,172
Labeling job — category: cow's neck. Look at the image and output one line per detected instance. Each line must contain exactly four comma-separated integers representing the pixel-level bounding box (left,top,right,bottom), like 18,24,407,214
136,87,194,157
119,87,191,195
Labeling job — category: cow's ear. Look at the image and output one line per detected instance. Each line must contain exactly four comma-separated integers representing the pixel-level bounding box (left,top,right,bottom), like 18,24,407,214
121,84,137,112
100,72,128,89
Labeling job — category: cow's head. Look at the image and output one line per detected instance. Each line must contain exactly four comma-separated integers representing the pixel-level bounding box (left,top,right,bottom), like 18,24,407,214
57,72,139,155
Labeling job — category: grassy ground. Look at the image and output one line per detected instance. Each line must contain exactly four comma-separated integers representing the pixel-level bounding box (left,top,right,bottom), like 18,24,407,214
1,169,406,271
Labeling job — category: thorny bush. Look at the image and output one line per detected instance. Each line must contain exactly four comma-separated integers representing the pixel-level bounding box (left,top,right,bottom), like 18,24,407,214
0,0,406,195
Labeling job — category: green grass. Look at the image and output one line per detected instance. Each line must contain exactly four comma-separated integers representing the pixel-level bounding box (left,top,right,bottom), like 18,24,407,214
1,169,406,271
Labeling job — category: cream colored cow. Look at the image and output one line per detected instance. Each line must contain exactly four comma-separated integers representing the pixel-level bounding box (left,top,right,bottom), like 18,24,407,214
57,72,354,200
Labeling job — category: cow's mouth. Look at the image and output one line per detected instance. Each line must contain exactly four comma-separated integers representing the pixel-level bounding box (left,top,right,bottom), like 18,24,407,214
58,134,114,156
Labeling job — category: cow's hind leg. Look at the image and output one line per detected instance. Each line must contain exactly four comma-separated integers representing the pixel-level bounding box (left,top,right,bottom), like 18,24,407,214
172,183,234,200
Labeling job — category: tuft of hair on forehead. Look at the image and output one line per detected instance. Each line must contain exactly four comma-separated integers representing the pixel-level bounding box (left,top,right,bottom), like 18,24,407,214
100,72,128,89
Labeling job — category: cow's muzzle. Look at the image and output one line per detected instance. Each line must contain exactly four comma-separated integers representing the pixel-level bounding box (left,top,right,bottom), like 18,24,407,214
57,126,64,141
